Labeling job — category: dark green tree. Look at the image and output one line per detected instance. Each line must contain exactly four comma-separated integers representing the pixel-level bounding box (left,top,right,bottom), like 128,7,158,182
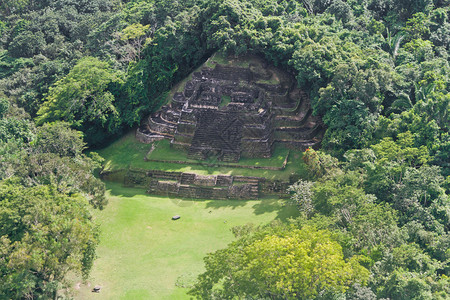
0,182,99,299
190,225,369,299
37,56,124,145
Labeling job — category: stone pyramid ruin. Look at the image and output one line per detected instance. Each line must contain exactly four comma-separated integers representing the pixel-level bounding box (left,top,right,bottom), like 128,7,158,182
136,54,324,162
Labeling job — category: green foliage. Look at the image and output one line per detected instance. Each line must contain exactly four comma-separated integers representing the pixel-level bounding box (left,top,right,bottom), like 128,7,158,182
288,179,315,217
325,0,354,24
404,38,434,62
37,57,124,145
0,100,35,145
289,169,403,253
0,98,8,118
0,108,106,209
14,152,107,209
190,225,369,299
382,271,433,300
0,102,105,297
316,62,392,155
33,121,85,157
0,0,118,118
348,202,402,251
371,131,430,167
404,12,431,40
0,0,29,17
302,148,341,179
359,132,449,234
8,31,46,58
385,28,405,60
0,182,98,299
121,23,151,41
0,117,34,144
291,142,449,298
1,1,449,298
308,171,402,252
116,23,153,62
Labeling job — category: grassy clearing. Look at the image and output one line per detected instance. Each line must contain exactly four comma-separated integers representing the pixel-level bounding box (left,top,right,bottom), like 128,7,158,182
255,77,280,85
147,139,289,168
206,52,259,69
95,131,150,171
97,131,307,181
219,95,231,108
74,182,297,299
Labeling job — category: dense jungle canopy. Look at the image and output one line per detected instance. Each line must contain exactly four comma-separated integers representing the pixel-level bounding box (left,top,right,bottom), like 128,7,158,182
0,0,449,299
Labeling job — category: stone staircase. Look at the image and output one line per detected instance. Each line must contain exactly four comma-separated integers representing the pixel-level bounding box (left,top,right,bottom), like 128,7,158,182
248,182,259,198
180,173,195,185
220,151,241,162
216,175,233,186
137,54,325,158
188,110,243,162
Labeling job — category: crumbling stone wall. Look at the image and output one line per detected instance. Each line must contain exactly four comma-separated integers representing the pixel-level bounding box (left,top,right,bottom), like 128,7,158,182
102,167,297,200
120,169,280,200
137,55,324,161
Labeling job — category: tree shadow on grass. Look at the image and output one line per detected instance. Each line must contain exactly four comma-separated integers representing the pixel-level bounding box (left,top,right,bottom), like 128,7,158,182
251,197,299,222
203,198,247,210
105,182,298,222
202,196,298,222
105,182,149,198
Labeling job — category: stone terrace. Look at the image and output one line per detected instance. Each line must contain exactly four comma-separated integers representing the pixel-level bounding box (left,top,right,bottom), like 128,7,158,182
137,55,324,162
114,169,291,200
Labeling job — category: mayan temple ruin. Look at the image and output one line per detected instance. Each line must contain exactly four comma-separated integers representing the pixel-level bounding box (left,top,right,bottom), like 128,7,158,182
136,55,324,163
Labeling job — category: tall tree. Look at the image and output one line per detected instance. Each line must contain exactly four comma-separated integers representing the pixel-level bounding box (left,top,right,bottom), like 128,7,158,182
0,182,98,299
190,225,369,299
37,57,124,145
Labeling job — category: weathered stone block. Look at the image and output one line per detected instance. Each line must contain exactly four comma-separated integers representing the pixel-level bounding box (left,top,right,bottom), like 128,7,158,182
137,54,324,161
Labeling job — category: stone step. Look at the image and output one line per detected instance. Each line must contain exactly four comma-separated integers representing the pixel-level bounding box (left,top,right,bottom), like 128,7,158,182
187,151,205,160
274,110,312,127
141,56,323,164
180,173,196,185
216,175,233,186
275,139,321,150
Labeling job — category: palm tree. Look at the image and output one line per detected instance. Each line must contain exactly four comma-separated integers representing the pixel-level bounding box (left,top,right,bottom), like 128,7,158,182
387,92,413,114
385,28,405,62
414,81,436,102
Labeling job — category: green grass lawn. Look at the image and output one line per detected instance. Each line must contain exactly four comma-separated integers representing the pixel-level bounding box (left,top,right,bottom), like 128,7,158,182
74,182,297,299
147,139,289,168
97,131,307,181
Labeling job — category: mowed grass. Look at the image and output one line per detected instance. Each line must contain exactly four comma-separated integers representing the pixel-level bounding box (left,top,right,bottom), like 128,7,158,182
97,131,307,181
148,139,289,168
74,182,298,299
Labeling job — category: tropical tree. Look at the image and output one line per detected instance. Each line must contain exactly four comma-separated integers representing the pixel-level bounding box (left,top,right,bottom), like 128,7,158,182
33,121,85,157
190,225,369,299
37,57,124,145
288,179,314,217
118,23,153,62
0,0,29,16
385,28,405,61
0,182,99,299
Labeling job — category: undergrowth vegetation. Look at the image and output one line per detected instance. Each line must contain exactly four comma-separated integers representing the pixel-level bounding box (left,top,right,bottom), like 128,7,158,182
0,0,449,299
97,131,305,181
